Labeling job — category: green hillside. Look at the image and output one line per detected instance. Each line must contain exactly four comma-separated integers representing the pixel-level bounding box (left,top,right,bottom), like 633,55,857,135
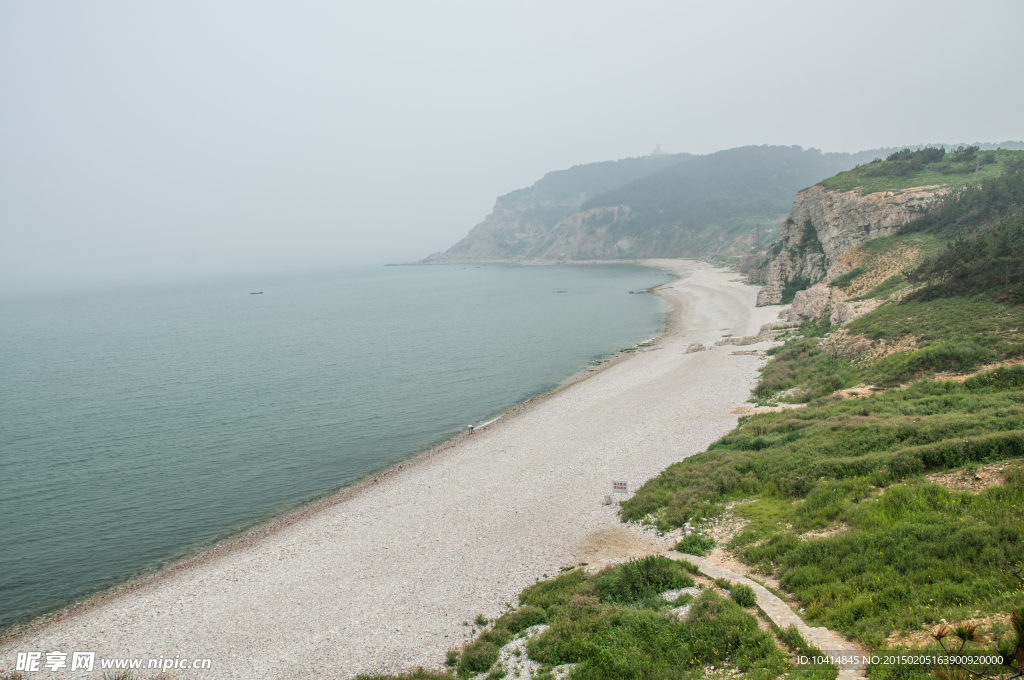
432,153,692,261
504,153,694,208
434,145,894,262
580,145,889,256
820,146,1024,194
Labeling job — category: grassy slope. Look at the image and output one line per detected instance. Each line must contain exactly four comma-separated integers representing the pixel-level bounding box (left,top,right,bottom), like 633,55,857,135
832,232,947,298
754,296,1024,403
621,181,1024,670
621,212,1024,676
621,370,1024,669
819,149,1023,195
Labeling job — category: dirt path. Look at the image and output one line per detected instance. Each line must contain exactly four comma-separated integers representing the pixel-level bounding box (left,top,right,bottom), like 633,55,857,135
663,552,867,680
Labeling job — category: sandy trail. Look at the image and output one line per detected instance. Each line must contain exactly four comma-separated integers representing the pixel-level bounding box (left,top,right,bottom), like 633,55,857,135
2,260,781,679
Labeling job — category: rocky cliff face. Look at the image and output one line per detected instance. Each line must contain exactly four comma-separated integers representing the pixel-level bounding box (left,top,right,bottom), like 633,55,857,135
754,184,946,305
424,153,689,262
437,191,584,260
780,284,884,326
534,206,633,260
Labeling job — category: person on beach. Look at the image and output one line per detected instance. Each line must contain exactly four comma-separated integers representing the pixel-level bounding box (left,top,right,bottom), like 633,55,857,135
467,424,475,434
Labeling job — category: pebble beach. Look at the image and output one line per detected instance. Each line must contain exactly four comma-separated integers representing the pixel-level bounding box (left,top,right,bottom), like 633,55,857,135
1,259,781,679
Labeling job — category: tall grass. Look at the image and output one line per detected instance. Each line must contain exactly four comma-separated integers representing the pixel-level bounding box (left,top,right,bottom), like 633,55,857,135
756,296,1024,401
734,469,1024,646
625,375,1024,530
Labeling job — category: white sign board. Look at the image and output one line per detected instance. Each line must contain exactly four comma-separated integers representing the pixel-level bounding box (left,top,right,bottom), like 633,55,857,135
612,480,628,494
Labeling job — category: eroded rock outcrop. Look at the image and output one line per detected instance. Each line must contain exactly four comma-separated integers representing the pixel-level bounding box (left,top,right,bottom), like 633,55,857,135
783,285,884,326
754,184,945,305
536,206,634,260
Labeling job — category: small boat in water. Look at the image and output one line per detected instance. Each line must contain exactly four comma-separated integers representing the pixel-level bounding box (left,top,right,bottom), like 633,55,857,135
250,291,263,295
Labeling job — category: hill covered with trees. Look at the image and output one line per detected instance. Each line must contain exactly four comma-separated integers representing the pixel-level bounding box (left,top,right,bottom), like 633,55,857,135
426,145,894,263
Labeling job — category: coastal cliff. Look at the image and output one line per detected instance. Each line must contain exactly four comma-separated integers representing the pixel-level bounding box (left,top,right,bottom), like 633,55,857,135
427,153,689,261
752,184,945,306
428,145,892,263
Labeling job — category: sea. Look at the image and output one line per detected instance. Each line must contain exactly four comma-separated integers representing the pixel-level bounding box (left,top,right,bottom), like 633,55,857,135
0,263,670,629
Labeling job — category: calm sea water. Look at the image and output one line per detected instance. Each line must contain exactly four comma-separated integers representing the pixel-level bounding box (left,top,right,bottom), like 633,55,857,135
0,263,669,628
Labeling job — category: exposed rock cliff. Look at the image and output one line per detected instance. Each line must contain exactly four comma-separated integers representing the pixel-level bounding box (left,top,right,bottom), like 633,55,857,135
754,184,946,306
439,189,584,260
781,284,884,326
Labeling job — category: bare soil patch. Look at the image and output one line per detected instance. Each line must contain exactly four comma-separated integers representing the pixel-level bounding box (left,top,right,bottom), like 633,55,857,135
926,463,1015,494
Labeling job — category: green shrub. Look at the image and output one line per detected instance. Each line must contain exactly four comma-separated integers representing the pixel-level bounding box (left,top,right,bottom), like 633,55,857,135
781,277,812,305
730,584,757,607
794,479,870,531
592,555,694,605
526,588,789,680
675,558,700,574
870,341,991,385
623,371,1024,646
821,148,1022,195
860,274,908,300
457,639,500,675
495,605,545,634
754,295,1024,399
675,534,716,556
777,624,810,653
519,569,590,614
799,313,833,338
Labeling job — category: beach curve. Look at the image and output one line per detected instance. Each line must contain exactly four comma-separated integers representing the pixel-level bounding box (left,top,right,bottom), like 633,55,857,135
1,259,782,679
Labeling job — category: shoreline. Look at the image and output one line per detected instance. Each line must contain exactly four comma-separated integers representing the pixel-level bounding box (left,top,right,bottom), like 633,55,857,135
2,259,782,678
0,259,678,644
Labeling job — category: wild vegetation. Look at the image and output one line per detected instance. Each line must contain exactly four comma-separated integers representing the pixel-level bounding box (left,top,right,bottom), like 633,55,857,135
749,296,1024,402
623,371,1024,651
355,554,841,680
751,158,1024,402
499,153,694,229
907,208,1024,302
819,147,1023,195
899,157,1024,239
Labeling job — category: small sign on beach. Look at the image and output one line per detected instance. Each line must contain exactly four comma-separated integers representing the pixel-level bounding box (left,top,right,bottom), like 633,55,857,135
612,480,628,494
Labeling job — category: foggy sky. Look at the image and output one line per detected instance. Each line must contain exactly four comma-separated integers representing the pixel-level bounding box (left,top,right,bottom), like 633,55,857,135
2,1,1022,293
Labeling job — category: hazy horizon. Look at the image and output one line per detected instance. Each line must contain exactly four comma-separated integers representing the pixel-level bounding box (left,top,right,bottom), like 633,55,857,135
2,1,1022,293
